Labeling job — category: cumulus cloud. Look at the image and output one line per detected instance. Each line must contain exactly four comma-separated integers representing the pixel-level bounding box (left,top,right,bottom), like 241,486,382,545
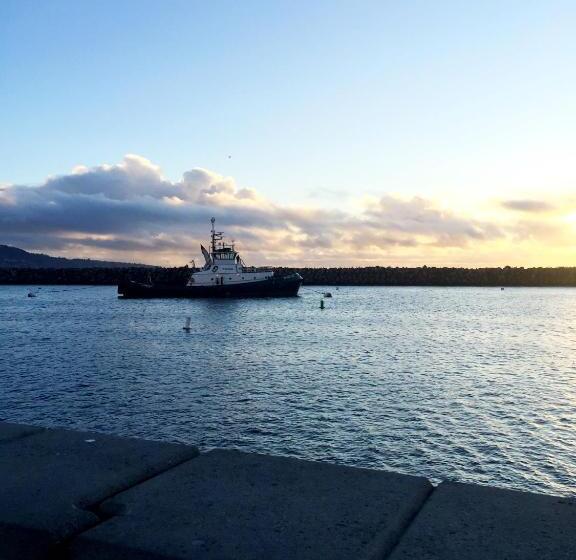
0,154,567,266
501,199,555,213
364,196,502,247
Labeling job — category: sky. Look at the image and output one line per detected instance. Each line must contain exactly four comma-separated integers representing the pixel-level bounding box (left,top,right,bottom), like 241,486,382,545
1,0,575,267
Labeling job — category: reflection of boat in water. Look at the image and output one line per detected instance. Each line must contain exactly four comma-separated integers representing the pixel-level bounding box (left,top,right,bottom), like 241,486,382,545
118,218,303,299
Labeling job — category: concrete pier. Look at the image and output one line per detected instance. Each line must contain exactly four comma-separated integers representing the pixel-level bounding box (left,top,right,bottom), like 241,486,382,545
0,421,574,559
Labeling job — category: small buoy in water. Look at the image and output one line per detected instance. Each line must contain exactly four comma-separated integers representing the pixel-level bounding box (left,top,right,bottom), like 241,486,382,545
501,287,505,291
323,292,332,298
27,292,36,298
320,299,325,310
183,317,192,331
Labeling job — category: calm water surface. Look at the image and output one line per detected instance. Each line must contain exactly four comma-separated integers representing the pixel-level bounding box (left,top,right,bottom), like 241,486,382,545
1,285,575,497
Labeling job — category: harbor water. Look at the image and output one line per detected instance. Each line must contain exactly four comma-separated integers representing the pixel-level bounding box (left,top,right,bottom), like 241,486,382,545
1,285,575,497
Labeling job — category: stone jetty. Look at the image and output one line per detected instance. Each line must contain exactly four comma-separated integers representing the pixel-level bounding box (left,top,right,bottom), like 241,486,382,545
0,421,574,559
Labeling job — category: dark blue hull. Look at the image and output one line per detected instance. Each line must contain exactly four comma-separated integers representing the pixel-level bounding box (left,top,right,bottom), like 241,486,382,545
118,273,303,299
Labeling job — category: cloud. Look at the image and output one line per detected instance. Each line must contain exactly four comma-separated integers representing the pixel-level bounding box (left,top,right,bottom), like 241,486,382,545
364,195,502,247
501,199,555,213
0,154,568,266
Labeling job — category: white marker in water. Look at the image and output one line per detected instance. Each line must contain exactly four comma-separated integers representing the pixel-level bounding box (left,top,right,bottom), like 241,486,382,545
183,317,192,331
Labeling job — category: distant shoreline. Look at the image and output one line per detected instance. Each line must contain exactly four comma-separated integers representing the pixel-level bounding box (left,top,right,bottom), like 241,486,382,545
2,265,576,287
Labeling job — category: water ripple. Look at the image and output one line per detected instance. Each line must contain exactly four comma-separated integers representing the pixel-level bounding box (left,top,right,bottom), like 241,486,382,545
1,285,575,497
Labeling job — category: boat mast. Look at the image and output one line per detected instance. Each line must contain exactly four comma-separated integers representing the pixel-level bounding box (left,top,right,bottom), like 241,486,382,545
209,217,224,257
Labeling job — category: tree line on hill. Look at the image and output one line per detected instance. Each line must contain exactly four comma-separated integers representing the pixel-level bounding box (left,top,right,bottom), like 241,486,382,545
0,267,185,285
2,265,576,287
0,244,147,269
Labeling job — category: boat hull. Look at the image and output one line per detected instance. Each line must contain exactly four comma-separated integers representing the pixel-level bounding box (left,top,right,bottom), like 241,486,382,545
118,273,303,299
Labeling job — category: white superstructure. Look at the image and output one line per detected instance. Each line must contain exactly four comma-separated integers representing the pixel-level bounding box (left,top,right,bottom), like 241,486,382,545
187,218,274,287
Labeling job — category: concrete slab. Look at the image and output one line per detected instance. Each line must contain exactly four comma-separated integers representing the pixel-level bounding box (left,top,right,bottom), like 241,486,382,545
388,481,576,560
71,449,432,560
0,421,44,442
0,426,198,560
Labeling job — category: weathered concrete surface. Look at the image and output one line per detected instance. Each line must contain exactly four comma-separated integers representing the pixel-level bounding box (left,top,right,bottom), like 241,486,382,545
3,420,576,560
0,421,44,442
0,423,198,560
71,449,432,560
388,481,576,560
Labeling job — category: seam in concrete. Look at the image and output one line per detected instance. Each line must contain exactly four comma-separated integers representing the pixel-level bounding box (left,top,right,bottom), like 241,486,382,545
84,452,202,519
380,484,439,560
0,427,46,445
46,452,203,559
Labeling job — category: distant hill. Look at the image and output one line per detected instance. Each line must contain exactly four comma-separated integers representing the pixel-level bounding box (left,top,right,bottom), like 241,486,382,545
0,245,150,269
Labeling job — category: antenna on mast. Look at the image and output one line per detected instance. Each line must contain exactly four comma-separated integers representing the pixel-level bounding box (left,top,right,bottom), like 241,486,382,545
211,217,216,253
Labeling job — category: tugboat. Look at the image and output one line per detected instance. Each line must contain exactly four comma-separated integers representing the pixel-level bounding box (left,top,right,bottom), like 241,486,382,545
118,218,303,298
